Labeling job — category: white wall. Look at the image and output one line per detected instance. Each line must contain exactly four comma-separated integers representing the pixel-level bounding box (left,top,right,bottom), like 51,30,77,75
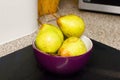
0,0,38,44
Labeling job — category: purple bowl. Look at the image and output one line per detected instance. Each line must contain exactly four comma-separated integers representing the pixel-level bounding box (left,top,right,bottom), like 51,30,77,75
32,35,93,75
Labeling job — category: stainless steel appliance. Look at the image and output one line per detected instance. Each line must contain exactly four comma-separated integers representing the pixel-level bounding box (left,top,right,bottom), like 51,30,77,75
79,0,120,14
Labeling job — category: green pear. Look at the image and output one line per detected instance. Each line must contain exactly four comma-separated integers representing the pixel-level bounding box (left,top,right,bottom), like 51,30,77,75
57,14,85,38
35,24,64,54
58,37,87,57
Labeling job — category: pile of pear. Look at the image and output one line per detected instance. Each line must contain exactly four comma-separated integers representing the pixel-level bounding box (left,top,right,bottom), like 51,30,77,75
35,14,87,57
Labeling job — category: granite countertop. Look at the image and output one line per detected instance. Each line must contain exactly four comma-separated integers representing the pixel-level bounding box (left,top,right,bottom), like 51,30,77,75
0,0,120,57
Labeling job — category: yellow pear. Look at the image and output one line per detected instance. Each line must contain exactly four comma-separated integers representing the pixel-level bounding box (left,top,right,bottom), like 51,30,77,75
57,14,85,38
58,37,87,57
38,24,64,42
35,24,64,54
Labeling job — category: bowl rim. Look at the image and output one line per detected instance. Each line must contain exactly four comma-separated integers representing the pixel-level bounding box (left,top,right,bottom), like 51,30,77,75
32,35,93,58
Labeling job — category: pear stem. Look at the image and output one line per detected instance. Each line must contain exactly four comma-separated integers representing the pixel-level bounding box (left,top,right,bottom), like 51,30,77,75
57,6,62,16
50,6,61,19
38,18,43,25
52,13,59,19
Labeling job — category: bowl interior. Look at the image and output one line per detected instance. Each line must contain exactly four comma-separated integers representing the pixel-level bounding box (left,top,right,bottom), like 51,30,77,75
81,35,93,52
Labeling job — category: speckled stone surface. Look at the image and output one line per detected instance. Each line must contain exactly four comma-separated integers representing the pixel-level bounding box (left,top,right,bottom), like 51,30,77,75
0,0,120,57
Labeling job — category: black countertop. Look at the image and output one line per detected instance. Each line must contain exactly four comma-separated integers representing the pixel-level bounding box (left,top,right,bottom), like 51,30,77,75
0,40,120,80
